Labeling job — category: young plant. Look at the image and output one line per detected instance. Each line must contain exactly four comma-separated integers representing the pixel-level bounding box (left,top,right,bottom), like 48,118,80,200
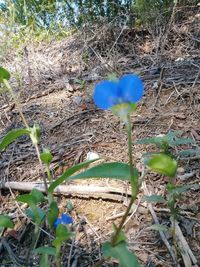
139,132,193,262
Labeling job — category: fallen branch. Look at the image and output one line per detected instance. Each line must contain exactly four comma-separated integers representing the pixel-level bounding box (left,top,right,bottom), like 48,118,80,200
173,219,198,267
2,181,131,202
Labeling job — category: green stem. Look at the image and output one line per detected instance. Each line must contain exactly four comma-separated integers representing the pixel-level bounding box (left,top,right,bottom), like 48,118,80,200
3,79,29,129
46,165,52,182
111,114,138,246
55,247,61,267
25,224,40,266
34,143,49,196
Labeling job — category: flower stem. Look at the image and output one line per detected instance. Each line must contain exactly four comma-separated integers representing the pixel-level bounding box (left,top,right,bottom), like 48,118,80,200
111,114,138,246
25,224,40,266
3,79,51,199
3,79,29,129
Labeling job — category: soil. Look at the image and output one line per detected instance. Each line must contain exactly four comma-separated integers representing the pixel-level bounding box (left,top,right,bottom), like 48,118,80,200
0,11,200,267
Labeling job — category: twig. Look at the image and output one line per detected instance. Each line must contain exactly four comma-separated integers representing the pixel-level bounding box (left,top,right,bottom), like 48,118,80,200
142,181,178,266
173,219,198,267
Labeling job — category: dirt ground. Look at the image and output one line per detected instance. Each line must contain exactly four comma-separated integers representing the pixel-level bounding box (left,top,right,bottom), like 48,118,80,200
0,12,200,267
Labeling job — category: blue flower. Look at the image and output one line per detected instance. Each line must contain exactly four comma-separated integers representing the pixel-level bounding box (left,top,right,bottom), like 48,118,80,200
93,74,144,110
54,213,73,228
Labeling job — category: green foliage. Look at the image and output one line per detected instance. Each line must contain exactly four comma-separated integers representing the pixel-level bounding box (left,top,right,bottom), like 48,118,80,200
48,158,100,193
102,241,140,267
39,254,50,267
133,0,173,26
0,128,30,151
52,224,72,248
143,195,165,203
149,224,168,232
136,131,194,151
0,214,14,229
17,188,45,205
17,189,45,224
147,153,177,178
40,148,53,165
178,149,200,157
70,162,133,180
34,246,56,256
47,201,59,229
0,66,10,82
26,207,45,224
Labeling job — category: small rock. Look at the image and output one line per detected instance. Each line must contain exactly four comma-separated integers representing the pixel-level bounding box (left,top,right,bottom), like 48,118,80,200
86,151,100,161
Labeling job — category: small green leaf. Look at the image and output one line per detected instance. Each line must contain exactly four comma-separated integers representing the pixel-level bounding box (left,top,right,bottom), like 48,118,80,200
47,201,59,229
102,242,140,267
178,149,200,157
0,128,30,151
170,138,194,146
147,154,177,177
40,149,53,165
136,136,164,146
70,162,132,180
16,189,44,205
167,184,191,197
31,189,45,203
17,194,35,206
0,66,10,82
34,246,56,256
30,124,41,145
66,200,74,211
107,72,118,82
53,224,72,247
26,207,45,224
143,195,165,203
48,159,100,193
149,224,168,232
0,215,14,228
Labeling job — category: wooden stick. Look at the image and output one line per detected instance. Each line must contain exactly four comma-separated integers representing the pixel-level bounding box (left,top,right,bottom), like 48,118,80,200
2,181,131,202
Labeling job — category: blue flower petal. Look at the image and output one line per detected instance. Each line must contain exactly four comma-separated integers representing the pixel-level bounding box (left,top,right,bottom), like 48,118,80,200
118,74,144,103
61,214,73,224
54,218,62,228
93,81,120,109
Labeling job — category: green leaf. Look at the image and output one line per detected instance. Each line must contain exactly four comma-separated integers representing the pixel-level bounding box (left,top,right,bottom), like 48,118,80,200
16,189,44,205
70,162,132,180
136,136,164,146
31,189,45,203
178,149,200,157
48,159,100,193
26,207,45,224
0,128,30,151
66,200,74,211
147,154,177,178
53,224,72,247
16,194,35,206
102,242,140,267
143,195,165,203
149,224,168,232
47,201,59,229
34,246,56,256
170,138,194,146
0,66,10,82
0,215,14,228
167,184,191,197
40,149,53,165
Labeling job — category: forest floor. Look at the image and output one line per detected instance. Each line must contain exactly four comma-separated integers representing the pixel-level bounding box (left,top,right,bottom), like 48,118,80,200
0,12,200,267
